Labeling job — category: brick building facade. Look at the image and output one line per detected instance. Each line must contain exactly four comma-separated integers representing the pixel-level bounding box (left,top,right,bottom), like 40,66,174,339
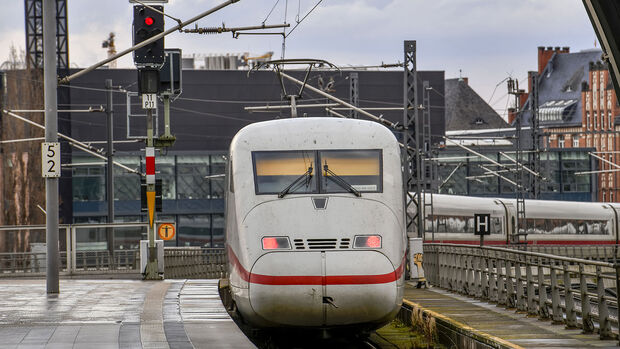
530,47,620,202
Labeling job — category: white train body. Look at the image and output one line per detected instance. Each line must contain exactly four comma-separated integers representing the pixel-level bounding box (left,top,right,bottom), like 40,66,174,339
226,118,406,330
419,193,620,245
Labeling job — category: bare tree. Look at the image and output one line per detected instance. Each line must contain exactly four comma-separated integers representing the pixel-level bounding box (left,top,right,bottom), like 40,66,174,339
0,45,46,253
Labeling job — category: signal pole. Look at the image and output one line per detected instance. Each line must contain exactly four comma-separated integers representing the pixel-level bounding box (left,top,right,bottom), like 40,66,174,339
43,0,59,294
106,79,115,263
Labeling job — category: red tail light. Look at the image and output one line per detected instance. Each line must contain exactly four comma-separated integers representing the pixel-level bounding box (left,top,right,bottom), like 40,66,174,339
262,237,291,250
354,235,382,248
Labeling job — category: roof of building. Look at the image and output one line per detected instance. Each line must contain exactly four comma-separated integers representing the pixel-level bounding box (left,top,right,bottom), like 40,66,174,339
520,49,603,127
445,78,509,131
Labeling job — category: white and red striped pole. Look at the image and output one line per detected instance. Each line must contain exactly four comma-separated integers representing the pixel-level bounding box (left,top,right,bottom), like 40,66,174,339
145,146,156,228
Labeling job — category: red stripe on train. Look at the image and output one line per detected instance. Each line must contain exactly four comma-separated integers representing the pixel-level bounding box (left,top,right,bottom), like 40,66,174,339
425,240,616,245
227,246,405,285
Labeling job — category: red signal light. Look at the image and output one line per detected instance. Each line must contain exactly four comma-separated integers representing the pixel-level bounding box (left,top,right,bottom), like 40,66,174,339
353,235,382,248
261,237,291,250
262,237,278,250
145,17,154,26
365,235,381,248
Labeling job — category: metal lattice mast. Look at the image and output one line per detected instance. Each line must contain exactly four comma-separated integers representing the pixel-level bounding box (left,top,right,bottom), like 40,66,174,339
403,41,422,237
530,73,541,199
422,80,434,239
349,72,359,119
25,0,68,70
508,78,527,246
55,0,68,70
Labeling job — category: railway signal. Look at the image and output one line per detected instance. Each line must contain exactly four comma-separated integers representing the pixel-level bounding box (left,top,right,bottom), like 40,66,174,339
133,5,165,67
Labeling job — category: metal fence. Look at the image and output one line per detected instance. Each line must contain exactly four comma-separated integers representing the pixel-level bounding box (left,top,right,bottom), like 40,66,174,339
506,244,620,262
424,243,620,341
164,247,227,279
0,223,229,278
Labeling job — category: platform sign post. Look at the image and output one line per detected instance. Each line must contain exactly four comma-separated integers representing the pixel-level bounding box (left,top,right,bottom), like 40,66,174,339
41,142,61,178
474,213,491,247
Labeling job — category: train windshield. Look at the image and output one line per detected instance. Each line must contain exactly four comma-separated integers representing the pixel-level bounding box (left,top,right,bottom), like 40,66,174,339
319,150,382,194
252,149,382,196
253,151,317,195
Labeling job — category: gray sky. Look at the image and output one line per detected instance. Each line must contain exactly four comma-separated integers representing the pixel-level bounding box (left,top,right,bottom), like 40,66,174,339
0,0,599,119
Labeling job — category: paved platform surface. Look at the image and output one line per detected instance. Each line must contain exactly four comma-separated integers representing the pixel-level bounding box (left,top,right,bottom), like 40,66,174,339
404,284,619,348
0,279,255,349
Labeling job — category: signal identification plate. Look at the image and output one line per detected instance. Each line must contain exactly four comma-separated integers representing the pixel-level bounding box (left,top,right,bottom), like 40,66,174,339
142,93,157,109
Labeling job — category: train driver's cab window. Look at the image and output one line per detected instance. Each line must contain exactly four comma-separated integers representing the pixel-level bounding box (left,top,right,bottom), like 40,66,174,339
319,150,382,194
253,151,317,195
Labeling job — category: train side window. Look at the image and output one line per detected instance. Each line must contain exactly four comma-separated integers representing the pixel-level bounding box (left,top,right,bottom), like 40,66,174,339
578,222,587,234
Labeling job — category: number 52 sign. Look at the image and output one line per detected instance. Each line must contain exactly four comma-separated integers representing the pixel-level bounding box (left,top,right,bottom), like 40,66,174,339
41,142,61,178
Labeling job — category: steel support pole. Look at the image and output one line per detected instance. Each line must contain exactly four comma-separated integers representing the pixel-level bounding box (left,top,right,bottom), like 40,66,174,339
105,79,115,263
43,0,59,294
144,108,159,280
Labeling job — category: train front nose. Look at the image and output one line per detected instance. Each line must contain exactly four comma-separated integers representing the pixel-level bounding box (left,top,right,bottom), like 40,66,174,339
248,250,401,327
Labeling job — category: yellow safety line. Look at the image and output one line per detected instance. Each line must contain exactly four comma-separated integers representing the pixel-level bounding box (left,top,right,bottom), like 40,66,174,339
402,299,526,349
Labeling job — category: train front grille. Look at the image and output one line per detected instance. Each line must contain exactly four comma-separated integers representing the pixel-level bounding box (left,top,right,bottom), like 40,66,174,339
293,238,351,250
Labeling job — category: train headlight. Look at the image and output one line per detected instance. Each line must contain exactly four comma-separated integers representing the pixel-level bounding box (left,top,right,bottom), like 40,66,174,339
353,235,382,248
262,236,291,250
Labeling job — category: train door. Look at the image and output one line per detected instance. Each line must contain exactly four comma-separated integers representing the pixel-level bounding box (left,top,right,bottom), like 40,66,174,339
606,204,620,245
495,199,514,245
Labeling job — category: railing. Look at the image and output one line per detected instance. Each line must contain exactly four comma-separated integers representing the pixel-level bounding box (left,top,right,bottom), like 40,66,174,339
424,243,620,341
505,244,620,261
0,224,229,278
0,250,139,275
164,247,227,279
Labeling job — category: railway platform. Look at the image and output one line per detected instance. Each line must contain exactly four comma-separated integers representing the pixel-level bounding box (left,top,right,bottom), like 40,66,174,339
0,278,254,349
404,283,619,348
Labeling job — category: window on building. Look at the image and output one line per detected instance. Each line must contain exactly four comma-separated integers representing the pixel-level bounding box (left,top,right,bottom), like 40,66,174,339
157,156,176,200
560,152,591,192
609,112,614,129
177,156,210,199
586,111,591,129
558,135,565,148
587,137,591,147
573,135,579,148
594,111,598,128
72,158,105,202
210,155,227,199
602,174,606,188
114,156,141,201
608,91,613,110
177,214,211,247
586,93,591,112
611,192,614,202
603,191,606,202
594,91,598,109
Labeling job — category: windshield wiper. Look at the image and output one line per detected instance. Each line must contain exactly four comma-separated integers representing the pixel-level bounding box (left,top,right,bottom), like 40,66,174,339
278,166,313,198
323,162,361,197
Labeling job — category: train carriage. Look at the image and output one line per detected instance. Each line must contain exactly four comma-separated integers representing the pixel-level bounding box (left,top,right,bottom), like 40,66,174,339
226,117,406,331
420,193,620,245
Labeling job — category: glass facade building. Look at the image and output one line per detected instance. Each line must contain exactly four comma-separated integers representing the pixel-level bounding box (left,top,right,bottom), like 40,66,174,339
438,149,595,201
72,152,227,248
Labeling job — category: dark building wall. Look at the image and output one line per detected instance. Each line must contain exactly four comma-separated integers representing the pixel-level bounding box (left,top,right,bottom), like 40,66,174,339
67,69,445,153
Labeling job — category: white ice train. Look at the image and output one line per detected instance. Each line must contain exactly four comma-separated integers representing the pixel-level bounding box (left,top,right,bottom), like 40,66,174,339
420,193,620,245
225,117,406,331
